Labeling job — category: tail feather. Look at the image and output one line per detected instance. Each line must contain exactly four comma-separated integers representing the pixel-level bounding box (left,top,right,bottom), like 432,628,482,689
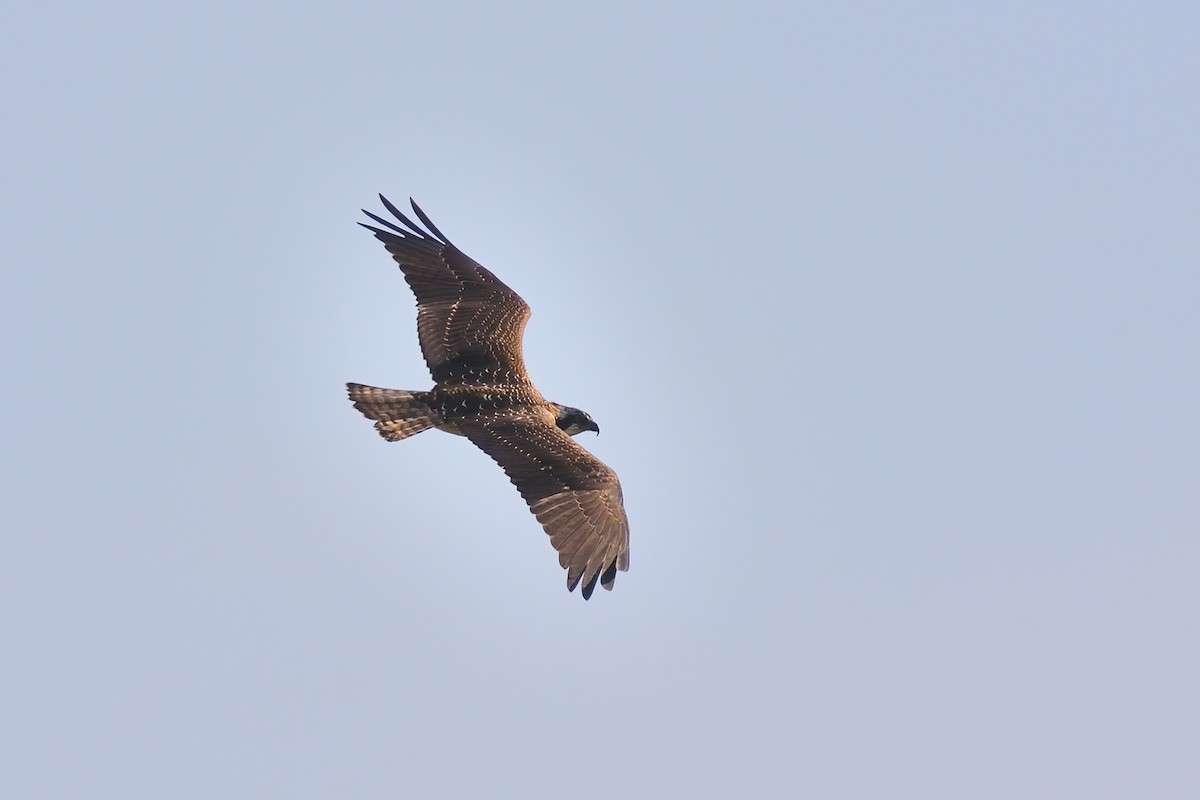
346,383,441,441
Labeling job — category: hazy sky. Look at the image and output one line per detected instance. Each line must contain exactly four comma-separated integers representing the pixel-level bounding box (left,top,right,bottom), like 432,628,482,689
4,2,1198,798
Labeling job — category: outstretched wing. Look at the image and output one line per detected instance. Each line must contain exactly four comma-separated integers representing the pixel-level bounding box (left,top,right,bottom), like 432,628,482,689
360,196,533,387
456,414,630,599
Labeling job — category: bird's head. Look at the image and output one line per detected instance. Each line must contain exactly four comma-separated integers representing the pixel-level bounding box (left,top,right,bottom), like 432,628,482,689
550,403,600,436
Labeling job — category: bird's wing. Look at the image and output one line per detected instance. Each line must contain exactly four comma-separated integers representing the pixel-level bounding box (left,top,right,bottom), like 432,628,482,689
456,414,630,599
360,196,533,387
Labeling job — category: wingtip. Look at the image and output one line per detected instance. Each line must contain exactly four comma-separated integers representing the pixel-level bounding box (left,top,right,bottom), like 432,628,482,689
407,199,452,245
378,194,405,221
566,568,597,600
600,561,618,591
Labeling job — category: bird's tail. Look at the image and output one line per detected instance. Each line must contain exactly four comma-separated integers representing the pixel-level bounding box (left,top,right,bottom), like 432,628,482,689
346,383,442,441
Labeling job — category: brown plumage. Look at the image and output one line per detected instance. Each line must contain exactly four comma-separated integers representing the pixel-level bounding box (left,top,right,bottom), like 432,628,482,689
347,196,629,599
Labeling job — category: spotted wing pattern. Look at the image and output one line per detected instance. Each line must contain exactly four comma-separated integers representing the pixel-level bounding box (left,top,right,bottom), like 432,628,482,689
355,197,630,599
455,413,630,599
360,196,534,388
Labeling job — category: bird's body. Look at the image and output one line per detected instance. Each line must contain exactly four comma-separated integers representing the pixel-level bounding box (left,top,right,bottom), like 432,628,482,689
347,196,629,599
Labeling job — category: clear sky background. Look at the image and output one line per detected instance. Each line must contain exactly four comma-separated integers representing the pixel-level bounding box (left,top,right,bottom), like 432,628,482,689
3,2,1197,798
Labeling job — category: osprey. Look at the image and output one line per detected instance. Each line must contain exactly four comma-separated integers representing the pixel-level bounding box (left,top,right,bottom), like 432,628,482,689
347,196,630,599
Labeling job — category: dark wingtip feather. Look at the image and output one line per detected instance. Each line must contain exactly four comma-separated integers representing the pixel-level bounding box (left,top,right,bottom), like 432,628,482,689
377,194,436,242
580,571,600,600
358,221,390,237
409,198,454,245
377,194,407,222
600,561,617,591
361,208,411,237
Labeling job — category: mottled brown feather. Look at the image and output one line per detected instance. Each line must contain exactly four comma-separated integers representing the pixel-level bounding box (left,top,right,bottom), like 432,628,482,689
351,197,630,599
455,415,630,599
359,197,534,388
346,383,440,441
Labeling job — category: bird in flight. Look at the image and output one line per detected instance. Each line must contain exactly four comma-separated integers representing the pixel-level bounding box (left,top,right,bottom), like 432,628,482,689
347,196,630,599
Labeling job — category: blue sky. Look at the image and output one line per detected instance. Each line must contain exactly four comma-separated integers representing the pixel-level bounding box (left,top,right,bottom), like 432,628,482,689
3,2,1198,797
